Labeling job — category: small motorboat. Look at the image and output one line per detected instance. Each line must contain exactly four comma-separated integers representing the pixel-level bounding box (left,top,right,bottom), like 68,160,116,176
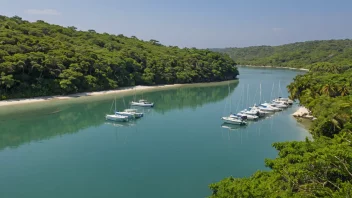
236,112,259,120
221,116,247,125
105,114,129,122
131,99,154,107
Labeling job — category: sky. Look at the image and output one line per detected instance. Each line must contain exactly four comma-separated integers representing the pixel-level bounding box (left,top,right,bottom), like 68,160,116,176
1,0,352,48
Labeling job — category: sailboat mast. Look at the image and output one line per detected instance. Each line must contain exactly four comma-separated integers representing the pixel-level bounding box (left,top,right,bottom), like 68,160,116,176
270,82,274,101
259,83,262,104
114,96,116,112
229,82,232,113
246,84,249,108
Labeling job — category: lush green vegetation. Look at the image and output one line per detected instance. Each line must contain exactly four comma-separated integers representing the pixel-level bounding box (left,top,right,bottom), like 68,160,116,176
0,15,238,100
212,40,352,68
209,65,352,197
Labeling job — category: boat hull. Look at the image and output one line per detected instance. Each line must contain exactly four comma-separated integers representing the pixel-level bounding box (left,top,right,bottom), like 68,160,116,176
105,115,129,122
221,117,247,125
131,102,154,107
237,113,258,120
115,112,135,119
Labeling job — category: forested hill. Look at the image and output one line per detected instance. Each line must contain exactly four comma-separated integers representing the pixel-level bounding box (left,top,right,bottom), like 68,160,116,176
0,15,238,100
212,39,352,68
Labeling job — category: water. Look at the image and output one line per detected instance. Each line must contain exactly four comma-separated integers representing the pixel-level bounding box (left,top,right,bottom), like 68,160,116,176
0,67,310,198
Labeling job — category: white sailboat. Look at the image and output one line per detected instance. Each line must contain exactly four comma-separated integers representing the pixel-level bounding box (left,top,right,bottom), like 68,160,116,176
248,105,272,115
230,113,247,120
221,83,247,126
236,112,259,120
106,98,129,122
105,114,129,122
272,81,293,105
115,111,135,119
124,109,144,118
271,101,289,108
222,116,247,125
261,102,282,111
131,99,154,107
273,97,293,105
240,108,261,116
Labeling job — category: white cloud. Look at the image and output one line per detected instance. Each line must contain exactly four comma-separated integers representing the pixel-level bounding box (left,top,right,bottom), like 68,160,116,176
25,9,61,16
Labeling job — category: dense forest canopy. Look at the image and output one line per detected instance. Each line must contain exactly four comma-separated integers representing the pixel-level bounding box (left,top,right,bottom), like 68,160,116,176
212,40,352,68
209,65,352,197
0,15,238,100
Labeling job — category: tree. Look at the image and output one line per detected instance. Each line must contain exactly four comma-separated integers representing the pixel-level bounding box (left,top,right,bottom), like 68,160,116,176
0,73,15,91
0,14,238,99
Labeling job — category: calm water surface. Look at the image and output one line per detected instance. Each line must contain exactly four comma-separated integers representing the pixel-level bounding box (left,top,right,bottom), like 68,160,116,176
0,67,310,198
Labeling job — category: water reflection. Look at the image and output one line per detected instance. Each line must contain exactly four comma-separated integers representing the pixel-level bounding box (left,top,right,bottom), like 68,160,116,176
104,121,137,127
221,123,247,131
0,81,238,151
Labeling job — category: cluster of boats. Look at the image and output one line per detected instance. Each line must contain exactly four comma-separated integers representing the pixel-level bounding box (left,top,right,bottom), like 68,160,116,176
105,99,154,122
221,97,293,125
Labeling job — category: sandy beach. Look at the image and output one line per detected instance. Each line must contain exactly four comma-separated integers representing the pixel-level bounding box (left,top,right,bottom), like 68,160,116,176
238,65,309,71
0,80,237,107
0,84,184,107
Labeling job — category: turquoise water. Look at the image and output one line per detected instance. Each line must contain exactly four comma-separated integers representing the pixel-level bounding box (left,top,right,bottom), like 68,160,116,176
0,67,310,198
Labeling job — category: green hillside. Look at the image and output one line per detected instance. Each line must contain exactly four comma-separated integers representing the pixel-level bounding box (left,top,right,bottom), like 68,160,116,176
212,40,352,68
0,15,238,100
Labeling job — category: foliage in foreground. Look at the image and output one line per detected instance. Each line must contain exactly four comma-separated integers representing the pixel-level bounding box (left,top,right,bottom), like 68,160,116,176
0,15,238,100
210,133,352,198
212,40,352,68
209,65,352,197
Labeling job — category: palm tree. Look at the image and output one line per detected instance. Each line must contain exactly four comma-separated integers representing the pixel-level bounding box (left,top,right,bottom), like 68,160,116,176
320,83,336,96
337,85,349,96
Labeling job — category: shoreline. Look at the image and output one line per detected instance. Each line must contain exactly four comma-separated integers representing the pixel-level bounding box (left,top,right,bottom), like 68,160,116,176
238,65,309,71
0,84,181,107
0,81,236,107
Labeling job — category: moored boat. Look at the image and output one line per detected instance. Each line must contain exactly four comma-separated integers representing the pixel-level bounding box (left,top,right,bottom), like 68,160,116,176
230,114,247,120
247,106,271,116
131,99,154,107
106,97,130,122
273,97,293,105
271,101,289,108
236,112,259,120
124,109,144,118
221,116,247,125
261,103,282,111
105,114,129,122
115,111,135,119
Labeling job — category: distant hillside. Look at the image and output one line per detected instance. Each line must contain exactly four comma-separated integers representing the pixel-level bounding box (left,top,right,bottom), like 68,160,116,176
212,40,352,68
0,15,238,100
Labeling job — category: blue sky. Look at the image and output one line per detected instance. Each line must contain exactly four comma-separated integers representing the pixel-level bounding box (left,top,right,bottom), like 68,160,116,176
1,0,351,48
